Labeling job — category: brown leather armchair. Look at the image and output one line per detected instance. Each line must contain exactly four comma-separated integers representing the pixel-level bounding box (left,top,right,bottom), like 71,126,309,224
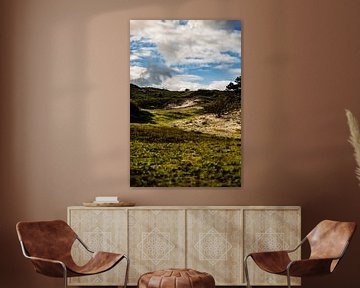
244,220,356,288
16,220,129,288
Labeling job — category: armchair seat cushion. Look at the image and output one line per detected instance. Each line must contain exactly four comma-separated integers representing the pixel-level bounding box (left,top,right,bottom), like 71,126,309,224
66,251,124,276
250,251,291,274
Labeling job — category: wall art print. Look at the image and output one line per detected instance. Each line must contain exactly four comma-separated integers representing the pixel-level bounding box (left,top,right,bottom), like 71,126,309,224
130,20,241,187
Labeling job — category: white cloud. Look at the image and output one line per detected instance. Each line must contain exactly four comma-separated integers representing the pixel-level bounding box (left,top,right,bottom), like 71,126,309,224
155,74,203,91
130,54,140,61
130,47,156,62
131,64,178,87
130,20,241,67
130,20,241,90
208,80,231,90
130,66,147,80
154,74,230,91
229,68,242,75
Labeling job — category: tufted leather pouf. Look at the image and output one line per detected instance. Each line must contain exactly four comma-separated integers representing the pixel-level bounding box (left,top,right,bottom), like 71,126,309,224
138,268,215,288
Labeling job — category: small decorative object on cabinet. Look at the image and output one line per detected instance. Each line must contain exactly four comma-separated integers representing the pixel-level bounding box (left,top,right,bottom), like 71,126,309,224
244,220,356,288
82,201,135,207
68,206,300,286
82,196,136,207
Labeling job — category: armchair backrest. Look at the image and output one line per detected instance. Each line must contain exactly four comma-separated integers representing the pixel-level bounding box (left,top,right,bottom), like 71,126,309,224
16,220,77,261
307,220,356,261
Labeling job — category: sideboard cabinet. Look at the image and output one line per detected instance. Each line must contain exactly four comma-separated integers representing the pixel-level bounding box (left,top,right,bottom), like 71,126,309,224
67,206,301,286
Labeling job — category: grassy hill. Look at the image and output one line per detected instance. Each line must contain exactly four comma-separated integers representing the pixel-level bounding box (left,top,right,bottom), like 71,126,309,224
130,84,241,187
130,83,238,111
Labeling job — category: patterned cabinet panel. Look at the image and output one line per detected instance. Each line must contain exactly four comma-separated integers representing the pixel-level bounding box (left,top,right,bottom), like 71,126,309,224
187,209,243,285
244,209,301,286
68,208,127,286
128,209,186,284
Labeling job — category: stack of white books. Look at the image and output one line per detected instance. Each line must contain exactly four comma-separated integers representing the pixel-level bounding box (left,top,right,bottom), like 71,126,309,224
93,196,119,203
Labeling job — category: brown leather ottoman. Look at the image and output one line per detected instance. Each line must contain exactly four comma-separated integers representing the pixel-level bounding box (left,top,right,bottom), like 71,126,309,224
138,268,215,288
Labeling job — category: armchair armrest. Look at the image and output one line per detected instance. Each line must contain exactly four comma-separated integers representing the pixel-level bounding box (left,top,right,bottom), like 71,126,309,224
19,240,67,277
286,237,307,253
246,236,306,259
287,239,351,277
25,255,67,278
287,258,336,277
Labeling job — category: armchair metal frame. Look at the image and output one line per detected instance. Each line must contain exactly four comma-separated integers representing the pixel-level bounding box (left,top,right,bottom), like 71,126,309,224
17,220,129,288
243,220,356,288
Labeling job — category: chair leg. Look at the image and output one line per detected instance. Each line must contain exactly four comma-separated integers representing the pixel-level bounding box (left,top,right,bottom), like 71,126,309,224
62,264,68,288
123,255,130,288
244,255,252,288
286,269,291,288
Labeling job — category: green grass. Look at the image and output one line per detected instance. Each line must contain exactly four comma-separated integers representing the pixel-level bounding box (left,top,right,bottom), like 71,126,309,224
131,84,193,109
150,108,202,124
130,124,241,187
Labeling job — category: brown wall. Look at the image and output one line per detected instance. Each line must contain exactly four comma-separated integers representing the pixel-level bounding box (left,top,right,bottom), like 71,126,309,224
1,0,360,287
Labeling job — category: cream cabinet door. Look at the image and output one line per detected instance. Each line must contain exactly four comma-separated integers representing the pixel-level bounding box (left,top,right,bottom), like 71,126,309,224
68,208,127,286
128,209,186,284
187,209,243,285
243,208,301,286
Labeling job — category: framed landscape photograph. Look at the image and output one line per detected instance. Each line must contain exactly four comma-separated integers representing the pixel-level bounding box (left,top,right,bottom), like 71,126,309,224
130,20,241,187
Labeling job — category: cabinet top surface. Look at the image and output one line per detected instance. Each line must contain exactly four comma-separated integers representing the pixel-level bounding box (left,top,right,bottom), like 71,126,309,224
68,205,301,210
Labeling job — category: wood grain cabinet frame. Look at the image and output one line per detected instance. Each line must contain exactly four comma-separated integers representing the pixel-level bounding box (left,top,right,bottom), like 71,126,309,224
67,206,301,286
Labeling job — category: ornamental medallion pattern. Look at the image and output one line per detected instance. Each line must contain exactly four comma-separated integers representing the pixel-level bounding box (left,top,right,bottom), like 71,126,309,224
84,227,113,252
138,228,175,265
252,228,288,252
194,227,232,265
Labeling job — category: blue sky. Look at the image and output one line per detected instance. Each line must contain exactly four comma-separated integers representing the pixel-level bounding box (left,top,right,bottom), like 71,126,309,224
130,20,241,91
